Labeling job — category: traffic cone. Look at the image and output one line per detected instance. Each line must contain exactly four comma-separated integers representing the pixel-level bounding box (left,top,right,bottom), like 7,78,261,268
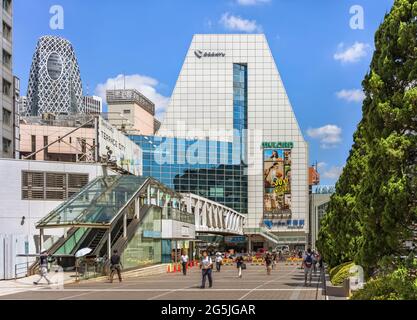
173,263,177,273
167,264,171,273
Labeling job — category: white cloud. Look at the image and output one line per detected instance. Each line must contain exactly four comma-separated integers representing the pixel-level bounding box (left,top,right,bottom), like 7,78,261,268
236,0,270,5
307,125,342,149
317,162,327,169
334,42,371,63
95,74,170,118
220,12,262,33
336,89,365,103
322,166,344,180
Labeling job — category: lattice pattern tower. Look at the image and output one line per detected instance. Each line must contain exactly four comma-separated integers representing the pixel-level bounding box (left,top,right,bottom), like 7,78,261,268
26,36,84,116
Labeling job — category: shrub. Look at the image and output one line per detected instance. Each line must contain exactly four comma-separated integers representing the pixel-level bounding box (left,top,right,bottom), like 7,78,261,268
351,267,417,300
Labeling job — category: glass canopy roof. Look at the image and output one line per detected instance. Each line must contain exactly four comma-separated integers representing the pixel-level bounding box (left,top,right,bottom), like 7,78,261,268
37,176,150,228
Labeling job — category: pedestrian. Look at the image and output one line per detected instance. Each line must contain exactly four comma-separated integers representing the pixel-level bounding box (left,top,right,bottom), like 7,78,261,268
272,251,278,270
318,252,324,270
312,251,318,273
265,253,273,275
109,249,123,283
303,248,314,286
236,255,244,278
33,251,51,285
215,253,223,272
200,250,213,289
181,250,189,276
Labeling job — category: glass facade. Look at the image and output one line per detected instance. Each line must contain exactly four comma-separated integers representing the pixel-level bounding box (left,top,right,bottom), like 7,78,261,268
121,206,162,269
129,136,248,214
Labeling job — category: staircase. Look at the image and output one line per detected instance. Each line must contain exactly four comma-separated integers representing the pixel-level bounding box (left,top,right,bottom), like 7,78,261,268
244,227,281,245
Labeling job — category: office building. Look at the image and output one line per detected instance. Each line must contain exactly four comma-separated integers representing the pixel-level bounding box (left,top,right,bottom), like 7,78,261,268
135,34,309,249
107,89,158,135
83,95,102,114
0,0,13,158
25,36,84,116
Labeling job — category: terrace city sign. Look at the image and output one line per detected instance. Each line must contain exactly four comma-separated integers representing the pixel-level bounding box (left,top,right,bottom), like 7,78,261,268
194,50,226,59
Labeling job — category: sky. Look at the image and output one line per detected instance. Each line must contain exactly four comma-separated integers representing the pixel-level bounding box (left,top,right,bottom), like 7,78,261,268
14,0,395,185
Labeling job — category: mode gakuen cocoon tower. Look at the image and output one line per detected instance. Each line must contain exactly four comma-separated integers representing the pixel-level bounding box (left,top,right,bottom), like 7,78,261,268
148,34,309,249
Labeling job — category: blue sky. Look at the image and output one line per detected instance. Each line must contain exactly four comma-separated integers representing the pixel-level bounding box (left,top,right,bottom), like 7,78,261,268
14,0,395,185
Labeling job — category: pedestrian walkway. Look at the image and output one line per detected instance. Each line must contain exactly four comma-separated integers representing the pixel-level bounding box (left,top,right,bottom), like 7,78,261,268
0,262,325,300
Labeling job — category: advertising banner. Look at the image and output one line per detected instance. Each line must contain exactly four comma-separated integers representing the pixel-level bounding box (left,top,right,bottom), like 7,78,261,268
263,148,292,219
98,117,142,176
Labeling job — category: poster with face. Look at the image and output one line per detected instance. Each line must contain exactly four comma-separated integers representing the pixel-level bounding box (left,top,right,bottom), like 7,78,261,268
263,149,292,219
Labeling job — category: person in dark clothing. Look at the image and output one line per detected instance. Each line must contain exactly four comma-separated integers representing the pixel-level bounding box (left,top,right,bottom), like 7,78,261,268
236,256,244,278
33,251,51,285
109,250,123,283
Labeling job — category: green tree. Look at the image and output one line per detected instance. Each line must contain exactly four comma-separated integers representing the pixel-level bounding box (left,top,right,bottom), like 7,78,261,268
318,0,417,276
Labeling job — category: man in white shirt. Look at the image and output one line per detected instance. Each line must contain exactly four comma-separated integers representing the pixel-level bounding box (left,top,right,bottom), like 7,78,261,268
200,250,213,288
215,253,223,272
181,251,189,276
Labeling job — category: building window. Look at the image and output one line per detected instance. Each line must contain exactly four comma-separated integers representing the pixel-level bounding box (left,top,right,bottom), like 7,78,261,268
2,78,11,97
2,137,11,154
2,22,11,42
123,110,131,114
2,0,11,15
2,107,11,126
22,171,89,201
2,49,11,69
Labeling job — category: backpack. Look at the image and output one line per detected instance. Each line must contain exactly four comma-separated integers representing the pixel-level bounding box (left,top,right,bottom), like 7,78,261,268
304,253,313,267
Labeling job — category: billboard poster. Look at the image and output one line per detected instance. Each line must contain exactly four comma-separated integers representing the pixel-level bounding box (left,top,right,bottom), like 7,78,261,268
98,117,142,176
263,148,292,219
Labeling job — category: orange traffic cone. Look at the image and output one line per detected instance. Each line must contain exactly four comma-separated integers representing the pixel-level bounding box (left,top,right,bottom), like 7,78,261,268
173,264,177,273
167,264,171,273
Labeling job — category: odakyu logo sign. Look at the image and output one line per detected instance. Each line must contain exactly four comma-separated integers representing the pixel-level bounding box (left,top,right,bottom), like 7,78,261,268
194,50,226,59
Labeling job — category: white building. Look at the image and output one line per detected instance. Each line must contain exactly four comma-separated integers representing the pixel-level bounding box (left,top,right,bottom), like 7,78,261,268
83,95,102,114
158,34,309,249
0,159,111,255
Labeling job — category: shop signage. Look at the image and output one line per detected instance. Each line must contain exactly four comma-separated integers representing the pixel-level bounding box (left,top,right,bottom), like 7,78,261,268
143,230,161,238
262,142,294,149
98,117,143,176
264,220,305,230
224,236,246,244
194,50,226,59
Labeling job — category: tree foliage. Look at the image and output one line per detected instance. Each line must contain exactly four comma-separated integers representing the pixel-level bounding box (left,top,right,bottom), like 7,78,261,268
318,0,417,276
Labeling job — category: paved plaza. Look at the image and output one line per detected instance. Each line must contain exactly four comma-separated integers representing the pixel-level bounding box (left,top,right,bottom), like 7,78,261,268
0,263,325,300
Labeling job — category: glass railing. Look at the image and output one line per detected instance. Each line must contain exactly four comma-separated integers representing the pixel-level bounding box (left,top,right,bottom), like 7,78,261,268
162,208,195,224
37,176,149,228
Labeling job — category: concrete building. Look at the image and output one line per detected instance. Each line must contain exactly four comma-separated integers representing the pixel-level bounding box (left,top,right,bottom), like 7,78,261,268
106,89,158,136
309,185,335,250
0,0,13,158
0,159,110,255
83,95,102,114
156,34,309,250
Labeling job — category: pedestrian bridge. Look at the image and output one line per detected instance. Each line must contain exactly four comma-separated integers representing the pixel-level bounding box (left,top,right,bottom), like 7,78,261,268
182,193,246,236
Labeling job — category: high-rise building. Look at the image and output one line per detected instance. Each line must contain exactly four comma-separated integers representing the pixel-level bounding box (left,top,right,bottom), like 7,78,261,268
18,96,27,115
106,89,157,135
147,34,309,248
83,95,102,114
26,36,84,116
0,0,13,158
13,76,19,159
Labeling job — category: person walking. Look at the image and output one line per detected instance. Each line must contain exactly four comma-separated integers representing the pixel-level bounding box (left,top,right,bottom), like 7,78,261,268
272,251,278,270
33,251,51,285
181,251,189,276
200,251,213,289
303,248,314,286
265,253,273,275
109,250,123,283
215,253,223,272
236,255,244,278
